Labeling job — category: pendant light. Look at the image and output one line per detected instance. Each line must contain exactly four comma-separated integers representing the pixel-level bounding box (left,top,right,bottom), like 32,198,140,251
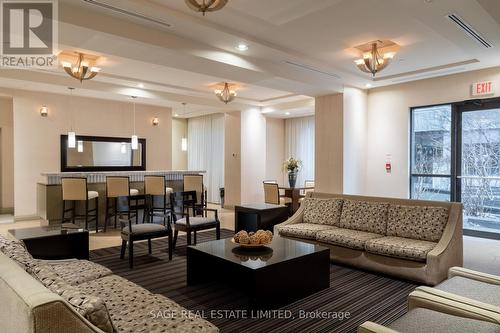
77,140,84,152
67,87,76,148
131,96,138,150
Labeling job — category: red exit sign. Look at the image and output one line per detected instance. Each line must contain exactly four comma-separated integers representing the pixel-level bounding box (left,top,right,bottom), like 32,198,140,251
472,81,494,96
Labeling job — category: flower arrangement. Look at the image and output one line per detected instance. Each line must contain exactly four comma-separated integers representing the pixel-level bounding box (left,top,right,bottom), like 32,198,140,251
283,157,302,173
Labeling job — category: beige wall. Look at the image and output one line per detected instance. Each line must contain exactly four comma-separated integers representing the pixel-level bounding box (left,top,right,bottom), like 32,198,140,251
315,93,343,193
224,112,241,207
171,118,188,170
3,88,172,218
0,97,14,212
366,66,500,198
265,117,285,185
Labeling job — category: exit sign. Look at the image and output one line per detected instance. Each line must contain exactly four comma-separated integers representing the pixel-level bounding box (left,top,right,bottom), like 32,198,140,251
472,81,494,96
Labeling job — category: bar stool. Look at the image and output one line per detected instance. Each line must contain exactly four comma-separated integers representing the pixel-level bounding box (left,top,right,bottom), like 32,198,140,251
144,176,173,224
61,177,99,232
104,176,140,232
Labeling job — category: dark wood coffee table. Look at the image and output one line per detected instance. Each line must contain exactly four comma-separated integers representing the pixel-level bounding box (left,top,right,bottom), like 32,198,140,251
9,226,89,260
187,237,330,308
234,203,289,233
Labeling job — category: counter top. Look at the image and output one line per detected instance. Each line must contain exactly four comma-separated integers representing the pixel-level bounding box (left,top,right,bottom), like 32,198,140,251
40,170,206,185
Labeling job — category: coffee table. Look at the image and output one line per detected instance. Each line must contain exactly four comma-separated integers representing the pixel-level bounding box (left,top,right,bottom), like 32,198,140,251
234,203,289,233
187,237,330,308
9,226,89,260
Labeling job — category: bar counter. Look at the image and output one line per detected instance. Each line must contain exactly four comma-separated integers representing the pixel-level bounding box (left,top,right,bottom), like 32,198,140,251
37,170,205,225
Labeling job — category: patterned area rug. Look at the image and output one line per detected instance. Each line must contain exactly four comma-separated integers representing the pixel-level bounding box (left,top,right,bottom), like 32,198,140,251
90,229,416,333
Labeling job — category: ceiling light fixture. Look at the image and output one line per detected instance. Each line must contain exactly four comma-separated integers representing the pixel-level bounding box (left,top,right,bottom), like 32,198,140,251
181,103,188,151
61,52,101,82
131,96,138,150
365,83,372,88
354,41,397,77
137,83,144,88
215,82,237,104
185,0,228,15
236,43,248,51
67,87,76,148
285,112,291,116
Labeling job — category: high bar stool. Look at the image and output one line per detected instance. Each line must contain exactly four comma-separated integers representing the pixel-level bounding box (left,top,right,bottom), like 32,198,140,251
61,177,99,232
104,176,140,232
144,176,173,224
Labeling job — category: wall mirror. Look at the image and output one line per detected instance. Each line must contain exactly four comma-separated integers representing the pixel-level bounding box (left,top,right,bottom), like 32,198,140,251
61,135,146,172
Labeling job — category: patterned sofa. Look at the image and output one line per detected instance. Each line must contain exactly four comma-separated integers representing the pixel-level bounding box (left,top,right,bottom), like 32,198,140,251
275,192,463,286
0,235,218,333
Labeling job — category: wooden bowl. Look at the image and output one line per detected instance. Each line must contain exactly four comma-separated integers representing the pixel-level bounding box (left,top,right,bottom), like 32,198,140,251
231,238,272,248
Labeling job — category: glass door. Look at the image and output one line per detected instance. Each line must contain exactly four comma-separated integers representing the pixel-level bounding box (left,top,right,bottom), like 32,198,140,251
458,100,500,237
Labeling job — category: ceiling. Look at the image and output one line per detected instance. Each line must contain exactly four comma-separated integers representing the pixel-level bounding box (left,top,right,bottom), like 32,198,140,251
1,0,499,118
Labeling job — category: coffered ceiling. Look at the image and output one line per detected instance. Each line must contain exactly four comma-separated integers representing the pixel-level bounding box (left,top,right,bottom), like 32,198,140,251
1,0,499,118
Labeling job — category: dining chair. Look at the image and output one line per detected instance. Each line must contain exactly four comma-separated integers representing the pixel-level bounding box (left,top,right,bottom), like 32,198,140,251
170,191,220,250
104,176,141,232
61,177,99,232
144,175,173,224
263,182,292,205
183,174,207,216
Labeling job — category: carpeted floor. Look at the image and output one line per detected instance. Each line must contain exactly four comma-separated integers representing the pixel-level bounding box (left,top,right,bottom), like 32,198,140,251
90,229,417,333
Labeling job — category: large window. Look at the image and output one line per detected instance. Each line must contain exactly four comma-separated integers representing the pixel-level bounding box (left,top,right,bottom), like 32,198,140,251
410,99,500,238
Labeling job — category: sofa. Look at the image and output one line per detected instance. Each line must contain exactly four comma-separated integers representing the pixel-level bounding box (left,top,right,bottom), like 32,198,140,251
275,192,463,285
0,235,218,333
358,267,500,332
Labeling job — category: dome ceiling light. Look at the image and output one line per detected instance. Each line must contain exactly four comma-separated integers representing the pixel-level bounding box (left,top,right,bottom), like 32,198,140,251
185,0,228,16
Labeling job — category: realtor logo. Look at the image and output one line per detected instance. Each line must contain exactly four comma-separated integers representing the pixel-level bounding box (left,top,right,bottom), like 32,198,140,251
0,0,58,68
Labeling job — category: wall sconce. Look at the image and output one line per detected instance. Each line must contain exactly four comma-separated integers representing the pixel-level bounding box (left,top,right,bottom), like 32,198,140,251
40,105,48,117
152,117,159,126
181,137,188,152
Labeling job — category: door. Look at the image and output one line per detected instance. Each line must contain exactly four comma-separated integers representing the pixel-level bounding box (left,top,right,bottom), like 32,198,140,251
457,99,500,238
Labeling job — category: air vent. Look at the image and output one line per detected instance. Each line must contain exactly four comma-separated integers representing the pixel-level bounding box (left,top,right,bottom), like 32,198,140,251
82,0,172,28
285,61,341,80
447,14,492,48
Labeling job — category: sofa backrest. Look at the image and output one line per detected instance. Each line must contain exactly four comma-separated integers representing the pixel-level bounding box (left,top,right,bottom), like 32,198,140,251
306,192,461,242
0,252,102,333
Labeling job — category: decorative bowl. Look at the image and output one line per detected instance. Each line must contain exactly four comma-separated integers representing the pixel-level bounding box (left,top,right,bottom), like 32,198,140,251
231,238,272,248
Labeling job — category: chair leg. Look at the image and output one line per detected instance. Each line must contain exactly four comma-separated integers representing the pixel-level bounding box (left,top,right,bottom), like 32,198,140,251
216,224,220,240
173,230,178,251
168,228,173,260
85,200,89,231
114,198,118,229
61,200,66,224
187,231,192,245
71,201,76,224
148,239,152,254
120,240,126,259
129,241,134,269
95,197,99,233
104,198,109,232
193,231,197,245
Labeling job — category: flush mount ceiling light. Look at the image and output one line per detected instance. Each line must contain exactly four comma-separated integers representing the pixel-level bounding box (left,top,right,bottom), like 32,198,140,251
185,0,228,15
214,82,237,104
353,40,398,77
236,43,248,51
61,52,101,82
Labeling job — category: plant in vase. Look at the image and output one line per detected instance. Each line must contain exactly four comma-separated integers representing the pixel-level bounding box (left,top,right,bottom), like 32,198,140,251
283,157,302,188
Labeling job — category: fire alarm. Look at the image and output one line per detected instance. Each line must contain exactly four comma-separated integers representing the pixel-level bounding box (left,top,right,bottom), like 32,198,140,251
385,154,392,173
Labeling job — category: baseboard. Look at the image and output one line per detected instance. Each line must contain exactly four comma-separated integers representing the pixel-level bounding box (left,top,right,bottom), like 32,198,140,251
14,214,41,222
0,207,14,214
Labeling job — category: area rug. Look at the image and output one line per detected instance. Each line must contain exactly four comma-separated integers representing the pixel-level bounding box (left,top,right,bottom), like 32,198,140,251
90,229,417,333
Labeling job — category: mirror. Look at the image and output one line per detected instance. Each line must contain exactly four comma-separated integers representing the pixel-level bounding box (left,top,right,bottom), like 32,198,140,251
61,135,146,172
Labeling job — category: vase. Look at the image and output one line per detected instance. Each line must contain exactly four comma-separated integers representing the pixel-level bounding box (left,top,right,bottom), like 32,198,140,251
288,171,297,188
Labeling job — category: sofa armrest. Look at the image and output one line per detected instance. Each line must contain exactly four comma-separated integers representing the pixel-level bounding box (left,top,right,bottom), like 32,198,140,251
357,322,400,333
425,203,463,285
409,288,500,325
273,205,304,234
448,267,500,285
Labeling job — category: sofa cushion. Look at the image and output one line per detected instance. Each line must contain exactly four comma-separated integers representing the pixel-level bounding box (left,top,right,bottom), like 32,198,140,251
47,260,113,285
365,236,437,262
303,197,343,226
316,228,384,250
387,204,449,242
79,275,218,333
32,264,116,333
0,239,39,272
278,223,338,240
339,199,389,234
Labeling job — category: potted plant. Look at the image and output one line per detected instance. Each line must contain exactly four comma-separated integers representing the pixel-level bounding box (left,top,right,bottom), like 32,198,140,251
283,157,302,188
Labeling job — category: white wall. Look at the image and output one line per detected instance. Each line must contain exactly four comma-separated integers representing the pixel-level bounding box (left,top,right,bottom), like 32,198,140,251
343,87,367,195
171,118,188,170
366,66,500,198
4,88,172,218
240,109,266,203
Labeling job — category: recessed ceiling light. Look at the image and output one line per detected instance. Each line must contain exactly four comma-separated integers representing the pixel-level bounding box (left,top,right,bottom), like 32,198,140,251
236,43,249,51
137,83,144,88
365,83,372,88
174,113,179,117
285,112,291,116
